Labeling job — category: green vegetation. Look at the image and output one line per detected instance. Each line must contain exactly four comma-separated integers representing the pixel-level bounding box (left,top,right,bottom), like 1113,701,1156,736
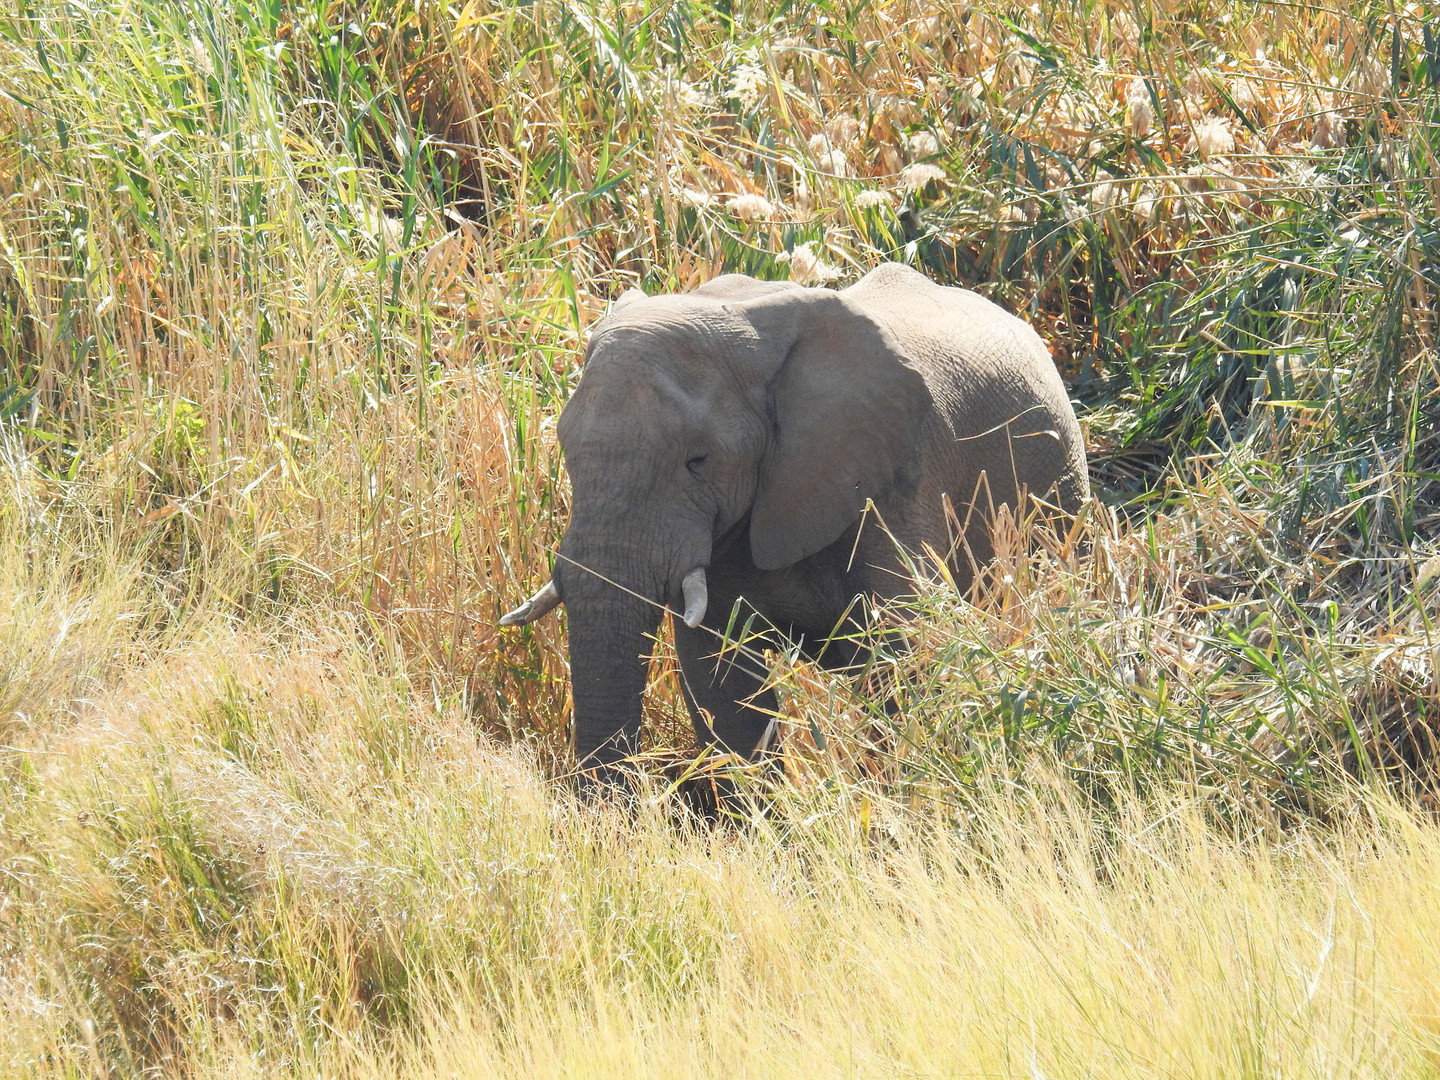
1,0,1438,1073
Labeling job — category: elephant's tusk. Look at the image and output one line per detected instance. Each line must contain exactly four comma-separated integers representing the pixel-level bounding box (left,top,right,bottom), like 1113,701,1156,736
498,579,562,626
680,567,708,628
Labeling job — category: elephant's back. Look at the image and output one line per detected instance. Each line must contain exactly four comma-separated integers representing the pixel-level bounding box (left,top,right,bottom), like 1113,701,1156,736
843,265,1070,422
844,264,1088,571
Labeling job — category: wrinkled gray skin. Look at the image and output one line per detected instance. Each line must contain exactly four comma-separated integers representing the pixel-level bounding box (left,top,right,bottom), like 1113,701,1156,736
505,263,1087,788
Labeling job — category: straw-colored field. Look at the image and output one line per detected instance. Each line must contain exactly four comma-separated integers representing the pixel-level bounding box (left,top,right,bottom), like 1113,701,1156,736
1,0,1437,1073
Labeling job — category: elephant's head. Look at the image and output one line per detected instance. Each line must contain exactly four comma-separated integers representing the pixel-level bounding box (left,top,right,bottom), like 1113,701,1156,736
501,280,930,783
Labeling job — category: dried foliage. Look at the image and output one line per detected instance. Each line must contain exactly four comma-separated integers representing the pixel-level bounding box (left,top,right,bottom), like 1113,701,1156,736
1,0,1440,1070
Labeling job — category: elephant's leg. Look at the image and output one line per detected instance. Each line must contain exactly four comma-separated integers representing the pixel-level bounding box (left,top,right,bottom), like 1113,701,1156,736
674,618,778,758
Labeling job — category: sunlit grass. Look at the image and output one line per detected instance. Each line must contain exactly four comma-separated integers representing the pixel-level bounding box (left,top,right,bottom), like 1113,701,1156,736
2,549,1438,1074
0,0,1438,1072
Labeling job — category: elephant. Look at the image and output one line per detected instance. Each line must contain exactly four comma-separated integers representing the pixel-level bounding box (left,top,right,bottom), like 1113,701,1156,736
500,262,1087,789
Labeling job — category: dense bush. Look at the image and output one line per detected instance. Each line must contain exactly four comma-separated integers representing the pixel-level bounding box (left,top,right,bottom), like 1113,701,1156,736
1,1,1439,1072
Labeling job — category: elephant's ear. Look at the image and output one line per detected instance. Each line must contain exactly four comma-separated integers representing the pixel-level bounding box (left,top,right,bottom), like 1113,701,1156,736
736,290,933,571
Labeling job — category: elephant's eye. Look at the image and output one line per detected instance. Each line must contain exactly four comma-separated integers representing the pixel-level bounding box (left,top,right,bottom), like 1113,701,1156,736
686,454,708,474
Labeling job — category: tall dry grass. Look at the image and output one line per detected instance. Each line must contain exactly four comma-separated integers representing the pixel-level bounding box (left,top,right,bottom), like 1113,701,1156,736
1,537,1439,1075
1,0,1435,765
3,558,1440,1074
1,0,1439,1071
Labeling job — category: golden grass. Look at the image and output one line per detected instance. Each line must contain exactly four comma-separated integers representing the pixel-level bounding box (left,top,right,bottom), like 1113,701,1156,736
1,0,1433,756
1,0,1439,1071
2,548,1439,1075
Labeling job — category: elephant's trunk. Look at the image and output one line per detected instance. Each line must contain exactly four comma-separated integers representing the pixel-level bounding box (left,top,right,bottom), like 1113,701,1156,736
562,577,663,787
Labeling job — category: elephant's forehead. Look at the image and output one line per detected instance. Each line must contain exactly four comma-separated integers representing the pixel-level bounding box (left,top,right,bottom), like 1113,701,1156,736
585,310,740,363
589,288,755,345
560,361,693,449
561,303,756,454
576,360,687,409
576,318,741,402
